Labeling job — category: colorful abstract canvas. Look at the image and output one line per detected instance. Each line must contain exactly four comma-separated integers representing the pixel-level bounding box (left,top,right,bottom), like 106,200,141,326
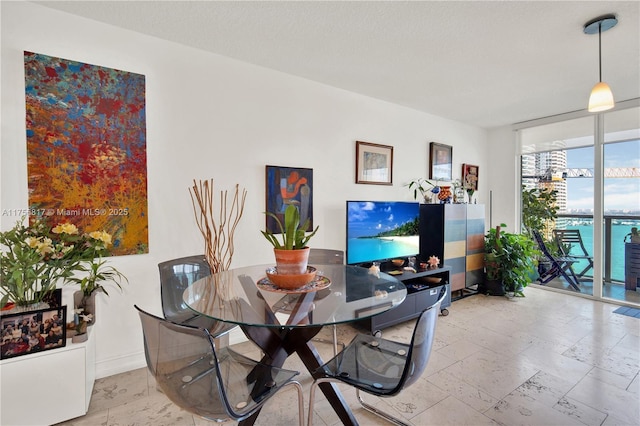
24,52,148,255
265,166,313,234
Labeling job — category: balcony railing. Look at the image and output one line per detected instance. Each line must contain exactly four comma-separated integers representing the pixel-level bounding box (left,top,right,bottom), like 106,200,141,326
555,213,640,283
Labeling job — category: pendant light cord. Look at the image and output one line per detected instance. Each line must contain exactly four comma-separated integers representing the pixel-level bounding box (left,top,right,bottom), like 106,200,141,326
598,22,602,83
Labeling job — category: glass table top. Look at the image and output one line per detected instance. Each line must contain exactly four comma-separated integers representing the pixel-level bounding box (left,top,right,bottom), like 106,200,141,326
183,264,407,328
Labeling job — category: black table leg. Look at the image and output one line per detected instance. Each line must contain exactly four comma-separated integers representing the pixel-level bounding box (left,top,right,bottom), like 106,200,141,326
237,325,358,426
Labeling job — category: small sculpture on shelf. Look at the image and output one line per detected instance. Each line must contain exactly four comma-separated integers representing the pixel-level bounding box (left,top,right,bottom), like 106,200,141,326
427,255,440,269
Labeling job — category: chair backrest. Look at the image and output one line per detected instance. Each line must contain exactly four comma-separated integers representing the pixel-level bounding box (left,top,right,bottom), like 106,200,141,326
532,230,554,259
135,305,291,422
308,248,344,265
158,255,211,323
553,229,591,256
398,287,446,391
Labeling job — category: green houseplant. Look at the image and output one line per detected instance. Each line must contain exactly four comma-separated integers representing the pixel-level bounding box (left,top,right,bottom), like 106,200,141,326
261,204,319,274
1,217,125,312
521,186,559,239
521,186,559,278
484,223,538,297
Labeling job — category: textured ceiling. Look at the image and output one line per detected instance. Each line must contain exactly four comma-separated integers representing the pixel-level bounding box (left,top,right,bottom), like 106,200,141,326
36,1,640,129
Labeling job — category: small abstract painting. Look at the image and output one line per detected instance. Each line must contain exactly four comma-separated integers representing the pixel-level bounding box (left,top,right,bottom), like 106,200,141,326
24,51,148,255
265,166,313,233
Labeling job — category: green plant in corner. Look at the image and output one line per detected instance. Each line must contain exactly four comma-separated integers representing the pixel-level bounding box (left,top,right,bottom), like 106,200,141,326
261,204,319,250
521,186,558,240
484,223,539,297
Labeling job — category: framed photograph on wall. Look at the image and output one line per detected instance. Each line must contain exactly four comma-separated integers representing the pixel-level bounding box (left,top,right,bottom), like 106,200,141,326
265,165,313,234
429,142,453,181
1,306,67,360
462,163,479,191
356,141,393,185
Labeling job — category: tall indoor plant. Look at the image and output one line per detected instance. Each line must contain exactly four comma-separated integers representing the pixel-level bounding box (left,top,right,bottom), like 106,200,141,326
521,186,559,277
484,223,538,297
261,204,319,274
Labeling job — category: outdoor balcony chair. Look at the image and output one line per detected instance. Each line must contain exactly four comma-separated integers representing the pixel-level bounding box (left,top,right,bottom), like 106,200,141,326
532,230,581,291
553,229,594,280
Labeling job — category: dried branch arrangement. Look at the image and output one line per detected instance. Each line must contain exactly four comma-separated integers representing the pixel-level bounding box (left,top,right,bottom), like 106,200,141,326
189,179,247,274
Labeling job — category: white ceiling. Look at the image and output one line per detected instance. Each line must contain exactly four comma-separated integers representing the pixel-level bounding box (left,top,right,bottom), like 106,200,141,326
35,1,640,129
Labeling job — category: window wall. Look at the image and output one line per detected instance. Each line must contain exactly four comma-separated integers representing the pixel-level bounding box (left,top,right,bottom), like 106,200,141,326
517,103,639,307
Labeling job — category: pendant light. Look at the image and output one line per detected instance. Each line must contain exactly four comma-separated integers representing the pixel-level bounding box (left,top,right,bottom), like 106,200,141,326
584,14,618,112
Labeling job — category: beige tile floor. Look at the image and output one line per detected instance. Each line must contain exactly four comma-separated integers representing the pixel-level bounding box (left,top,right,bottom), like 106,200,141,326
57,286,639,426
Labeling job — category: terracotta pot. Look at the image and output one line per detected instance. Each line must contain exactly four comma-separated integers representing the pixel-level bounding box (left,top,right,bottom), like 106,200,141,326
273,247,310,275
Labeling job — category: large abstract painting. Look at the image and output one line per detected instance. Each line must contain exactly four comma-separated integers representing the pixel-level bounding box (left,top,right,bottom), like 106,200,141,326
24,52,148,255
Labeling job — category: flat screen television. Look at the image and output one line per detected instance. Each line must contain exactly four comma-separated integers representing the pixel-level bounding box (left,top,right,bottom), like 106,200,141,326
346,201,420,265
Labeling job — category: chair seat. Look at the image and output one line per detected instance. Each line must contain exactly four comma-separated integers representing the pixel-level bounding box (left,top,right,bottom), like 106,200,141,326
308,288,445,426
135,305,304,424
317,333,411,396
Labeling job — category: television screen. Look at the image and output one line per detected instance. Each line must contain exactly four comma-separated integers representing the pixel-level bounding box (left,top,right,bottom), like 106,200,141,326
346,201,420,265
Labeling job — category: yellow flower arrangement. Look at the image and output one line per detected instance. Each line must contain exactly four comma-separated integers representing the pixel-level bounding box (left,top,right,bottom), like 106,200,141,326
1,217,126,307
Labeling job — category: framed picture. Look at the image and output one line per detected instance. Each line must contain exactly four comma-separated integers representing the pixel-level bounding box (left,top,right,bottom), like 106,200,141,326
429,142,453,181
462,163,479,191
265,165,313,234
1,306,67,360
355,141,393,185
37,288,62,308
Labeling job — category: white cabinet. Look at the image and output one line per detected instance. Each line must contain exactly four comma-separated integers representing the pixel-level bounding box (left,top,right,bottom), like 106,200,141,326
1,330,95,425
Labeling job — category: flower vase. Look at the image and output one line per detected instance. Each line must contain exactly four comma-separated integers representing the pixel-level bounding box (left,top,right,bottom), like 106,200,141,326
73,291,96,326
438,186,452,204
467,191,475,204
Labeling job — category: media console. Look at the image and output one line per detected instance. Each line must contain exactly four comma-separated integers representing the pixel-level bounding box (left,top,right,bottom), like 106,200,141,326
359,264,451,333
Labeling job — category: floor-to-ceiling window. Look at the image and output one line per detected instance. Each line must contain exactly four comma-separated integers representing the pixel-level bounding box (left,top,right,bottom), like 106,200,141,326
517,102,639,307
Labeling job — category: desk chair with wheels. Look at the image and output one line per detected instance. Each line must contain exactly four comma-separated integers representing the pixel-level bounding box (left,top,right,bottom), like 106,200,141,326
308,288,446,426
158,255,237,338
553,229,594,280
308,248,346,356
135,305,304,425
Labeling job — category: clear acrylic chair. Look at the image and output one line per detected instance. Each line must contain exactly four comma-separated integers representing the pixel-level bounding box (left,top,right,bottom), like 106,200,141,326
307,288,446,426
135,305,304,425
158,255,237,338
308,248,346,356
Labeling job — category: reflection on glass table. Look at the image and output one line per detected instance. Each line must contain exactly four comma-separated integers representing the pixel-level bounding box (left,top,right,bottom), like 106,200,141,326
183,263,407,426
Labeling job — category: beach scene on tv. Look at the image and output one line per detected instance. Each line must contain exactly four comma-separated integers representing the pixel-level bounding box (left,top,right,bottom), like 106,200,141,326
347,201,420,264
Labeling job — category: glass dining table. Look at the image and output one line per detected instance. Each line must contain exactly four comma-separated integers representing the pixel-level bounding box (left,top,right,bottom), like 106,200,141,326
183,263,407,426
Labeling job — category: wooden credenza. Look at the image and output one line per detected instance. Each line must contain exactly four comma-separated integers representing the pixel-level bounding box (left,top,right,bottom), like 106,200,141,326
419,204,485,293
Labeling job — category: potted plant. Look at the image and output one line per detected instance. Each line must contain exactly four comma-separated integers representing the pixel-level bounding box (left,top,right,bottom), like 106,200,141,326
66,257,128,324
0,217,125,313
483,223,538,297
261,204,319,274
407,178,440,203
521,186,559,277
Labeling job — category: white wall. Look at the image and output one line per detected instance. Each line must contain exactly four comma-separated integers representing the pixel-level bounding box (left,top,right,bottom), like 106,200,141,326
1,2,490,378
486,125,519,232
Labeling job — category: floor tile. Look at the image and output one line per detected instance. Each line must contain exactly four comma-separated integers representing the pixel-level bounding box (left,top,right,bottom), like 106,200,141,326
55,287,640,426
